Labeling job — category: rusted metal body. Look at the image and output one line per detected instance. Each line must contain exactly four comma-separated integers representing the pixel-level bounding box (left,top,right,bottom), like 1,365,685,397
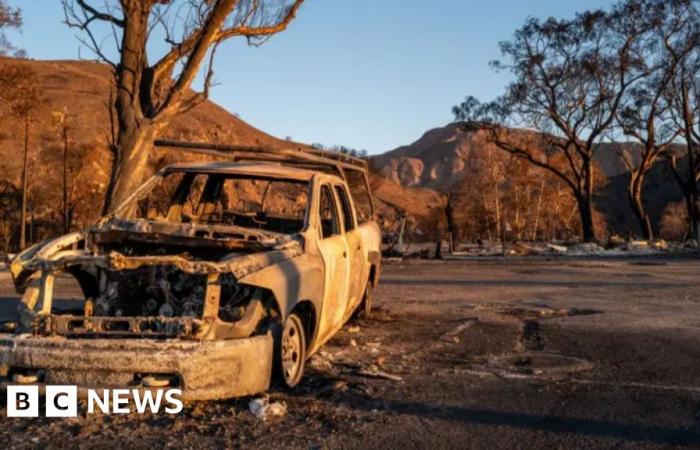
1,153,381,400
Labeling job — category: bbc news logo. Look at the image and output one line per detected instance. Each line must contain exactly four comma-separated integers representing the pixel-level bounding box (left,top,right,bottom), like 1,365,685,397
6,385,183,417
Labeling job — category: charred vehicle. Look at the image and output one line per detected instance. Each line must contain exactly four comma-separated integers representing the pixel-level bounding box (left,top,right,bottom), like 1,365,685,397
0,142,381,400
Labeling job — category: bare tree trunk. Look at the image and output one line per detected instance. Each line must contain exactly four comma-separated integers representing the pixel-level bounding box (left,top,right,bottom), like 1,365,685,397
445,192,456,253
19,115,29,251
488,149,502,240
480,191,492,241
501,224,506,257
691,190,700,243
677,80,700,244
576,193,596,243
106,126,157,212
102,4,154,213
677,168,700,243
579,160,597,243
29,200,34,244
532,179,545,241
689,160,700,243
494,188,501,240
668,154,697,242
2,222,9,254
434,213,443,259
62,126,69,233
514,186,520,240
628,172,653,240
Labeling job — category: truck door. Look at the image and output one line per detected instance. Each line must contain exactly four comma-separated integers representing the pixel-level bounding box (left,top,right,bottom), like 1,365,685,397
316,184,351,341
333,184,366,316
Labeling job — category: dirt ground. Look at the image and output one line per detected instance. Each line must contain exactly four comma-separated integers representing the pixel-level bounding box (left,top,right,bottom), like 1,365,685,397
1,256,700,449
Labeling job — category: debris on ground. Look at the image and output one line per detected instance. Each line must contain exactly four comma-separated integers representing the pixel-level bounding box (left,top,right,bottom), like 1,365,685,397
308,357,333,372
568,242,606,255
607,235,626,247
356,367,403,382
546,243,568,254
347,326,360,333
509,242,540,256
441,318,477,340
313,379,350,397
248,396,287,421
627,240,649,251
308,351,336,371
650,239,668,250
424,238,699,258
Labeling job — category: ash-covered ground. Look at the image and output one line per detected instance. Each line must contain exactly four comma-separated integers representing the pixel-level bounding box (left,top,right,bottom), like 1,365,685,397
1,256,700,449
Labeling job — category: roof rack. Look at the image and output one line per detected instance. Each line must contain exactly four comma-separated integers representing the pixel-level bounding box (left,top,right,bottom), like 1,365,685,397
153,139,368,172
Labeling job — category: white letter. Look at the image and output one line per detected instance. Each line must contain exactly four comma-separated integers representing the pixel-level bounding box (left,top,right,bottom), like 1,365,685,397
45,385,77,417
111,389,130,414
6,385,39,417
87,389,110,414
132,389,163,414
164,389,183,414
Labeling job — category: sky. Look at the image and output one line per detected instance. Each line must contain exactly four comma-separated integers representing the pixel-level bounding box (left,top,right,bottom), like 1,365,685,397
7,0,615,154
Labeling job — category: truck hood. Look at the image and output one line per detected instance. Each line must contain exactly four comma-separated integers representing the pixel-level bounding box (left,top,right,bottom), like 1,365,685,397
10,229,303,293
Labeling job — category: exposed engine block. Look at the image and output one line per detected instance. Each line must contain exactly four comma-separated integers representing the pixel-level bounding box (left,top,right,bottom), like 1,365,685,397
93,267,251,322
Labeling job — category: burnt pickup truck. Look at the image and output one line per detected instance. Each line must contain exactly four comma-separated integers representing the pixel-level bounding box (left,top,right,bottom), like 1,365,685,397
1,142,381,400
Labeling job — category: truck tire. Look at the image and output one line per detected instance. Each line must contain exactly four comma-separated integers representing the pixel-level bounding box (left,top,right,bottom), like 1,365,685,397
274,312,307,388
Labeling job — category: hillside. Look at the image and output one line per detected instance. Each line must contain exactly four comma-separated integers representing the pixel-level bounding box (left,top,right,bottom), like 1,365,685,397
373,123,686,237
0,58,296,184
373,123,659,188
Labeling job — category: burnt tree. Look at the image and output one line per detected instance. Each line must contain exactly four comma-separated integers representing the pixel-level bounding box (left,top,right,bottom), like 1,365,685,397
0,64,44,250
63,0,305,211
663,0,700,242
456,4,649,242
614,0,693,240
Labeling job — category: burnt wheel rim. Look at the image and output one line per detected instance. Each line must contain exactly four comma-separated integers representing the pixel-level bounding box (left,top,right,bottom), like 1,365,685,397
281,316,303,384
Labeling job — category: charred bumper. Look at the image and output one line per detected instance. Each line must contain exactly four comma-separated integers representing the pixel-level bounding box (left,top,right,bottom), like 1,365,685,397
0,333,273,401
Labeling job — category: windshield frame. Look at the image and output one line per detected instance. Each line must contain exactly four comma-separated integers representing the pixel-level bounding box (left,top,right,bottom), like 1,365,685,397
109,168,313,235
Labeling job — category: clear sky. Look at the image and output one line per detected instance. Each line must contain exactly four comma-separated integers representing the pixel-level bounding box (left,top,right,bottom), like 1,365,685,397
7,0,614,154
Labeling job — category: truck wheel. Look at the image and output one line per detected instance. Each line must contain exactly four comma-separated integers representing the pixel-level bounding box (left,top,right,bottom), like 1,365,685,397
275,313,306,388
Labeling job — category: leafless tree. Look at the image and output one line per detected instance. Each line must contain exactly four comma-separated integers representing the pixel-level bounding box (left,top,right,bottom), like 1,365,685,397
614,0,691,240
662,0,700,242
0,64,45,250
0,180,19,252
444,191,456,252
444,140,589,244
455,3,650,242
51,110,75,233
0,0,22,56
62,0,305,211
